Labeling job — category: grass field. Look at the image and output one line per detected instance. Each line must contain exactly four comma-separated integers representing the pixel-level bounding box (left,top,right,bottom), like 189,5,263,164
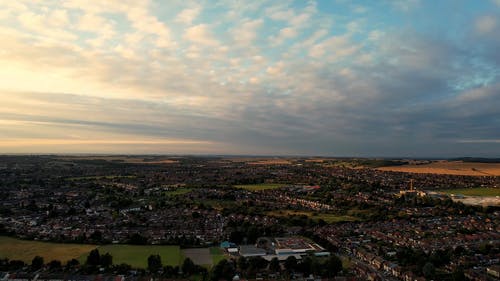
79,245,182,268
235,183,286,191
0,236,96,263
164,188,193,196
267,210,359,223
209,247,225,265
377,161,500,176
438,188,500,197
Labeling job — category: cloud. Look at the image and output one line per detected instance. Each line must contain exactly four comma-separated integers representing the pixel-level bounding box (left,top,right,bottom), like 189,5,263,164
232,18,263,46
183,24,219,46
175,6,201,24
475,15,497,34
389,0,420,11
1,0,499,156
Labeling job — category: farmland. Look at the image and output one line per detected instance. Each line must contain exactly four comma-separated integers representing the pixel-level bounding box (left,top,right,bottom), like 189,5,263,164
377,160,500,176
235,183,286,191
0,236,96,263
438,187,500,197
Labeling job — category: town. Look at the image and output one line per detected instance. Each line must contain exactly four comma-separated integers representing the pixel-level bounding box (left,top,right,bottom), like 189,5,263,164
0,155,499,281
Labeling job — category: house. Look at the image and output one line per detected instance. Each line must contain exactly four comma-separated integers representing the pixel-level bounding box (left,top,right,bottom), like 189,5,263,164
487,265,500,278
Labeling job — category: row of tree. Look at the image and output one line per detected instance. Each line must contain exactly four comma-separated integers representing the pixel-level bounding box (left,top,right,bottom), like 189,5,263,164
1,249,343,280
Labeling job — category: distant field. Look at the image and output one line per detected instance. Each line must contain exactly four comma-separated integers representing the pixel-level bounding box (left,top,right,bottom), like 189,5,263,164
235,183,286,191
267,210,359,223
247,159,292,165
68,175,136,181
0,236,96,263
438,188,500,197
79,245,182,268
164,188,193,196
377,161,500,176
58,156,178,164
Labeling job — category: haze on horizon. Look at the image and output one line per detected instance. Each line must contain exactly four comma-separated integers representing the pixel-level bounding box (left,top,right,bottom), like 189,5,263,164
0,0,499,157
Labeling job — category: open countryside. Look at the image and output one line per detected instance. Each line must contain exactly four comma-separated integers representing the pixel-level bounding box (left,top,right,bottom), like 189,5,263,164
377,161,500,176
438,187,500,197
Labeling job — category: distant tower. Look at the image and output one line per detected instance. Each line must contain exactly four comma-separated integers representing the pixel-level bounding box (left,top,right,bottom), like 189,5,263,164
410,179,414,191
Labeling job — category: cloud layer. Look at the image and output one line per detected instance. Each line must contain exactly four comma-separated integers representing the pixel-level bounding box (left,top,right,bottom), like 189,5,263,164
0,0,499,156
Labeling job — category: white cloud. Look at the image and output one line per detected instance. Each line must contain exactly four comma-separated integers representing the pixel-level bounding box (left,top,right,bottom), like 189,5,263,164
175,6,201,24
232,18,263,45
475,15,497,34
309,35,358,61
389,0,420,11
184,24,219,46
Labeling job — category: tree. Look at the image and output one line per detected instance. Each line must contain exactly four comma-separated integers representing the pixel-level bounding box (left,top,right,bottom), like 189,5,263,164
210,259,235,281
31,256,44,270
90,231,103,243
269,257,280,272
48,260,62,270
248,256,267,271
101,253,113,268
229,230,244,244
129,233,148,245
237,256,248,271
325,255,342,277
422,262,435,279
66,259,80,269
284,256,297,273
452,268,466,281
182,257,196,275
86,249,100,266
115,263,132,274
147,254,162,273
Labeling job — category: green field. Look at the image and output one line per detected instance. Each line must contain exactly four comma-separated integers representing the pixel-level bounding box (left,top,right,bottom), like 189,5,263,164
209,247,225,265
234,183,286,191
79,245,182,268
0,236,96,263
0,237,183,268
164,188,193,196
438,188,500,197
267,210,359,223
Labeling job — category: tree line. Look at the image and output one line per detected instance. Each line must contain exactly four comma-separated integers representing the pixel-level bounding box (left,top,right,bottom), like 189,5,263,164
0,249,343,280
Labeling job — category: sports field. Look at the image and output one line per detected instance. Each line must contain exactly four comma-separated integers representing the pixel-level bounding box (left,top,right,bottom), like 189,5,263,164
0,236,225,268
0,236,96,263
438,188,500,197
209,247,225,265
79,244,182,268
235,183,286,191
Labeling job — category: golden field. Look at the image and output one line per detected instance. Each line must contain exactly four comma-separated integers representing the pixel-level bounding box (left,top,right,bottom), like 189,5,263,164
377,161,500,176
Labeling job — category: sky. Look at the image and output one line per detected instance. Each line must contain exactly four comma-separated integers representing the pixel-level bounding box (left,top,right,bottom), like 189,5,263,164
0,0,499,157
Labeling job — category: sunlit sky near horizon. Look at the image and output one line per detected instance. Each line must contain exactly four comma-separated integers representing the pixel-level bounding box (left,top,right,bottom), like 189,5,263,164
0,0,499,157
